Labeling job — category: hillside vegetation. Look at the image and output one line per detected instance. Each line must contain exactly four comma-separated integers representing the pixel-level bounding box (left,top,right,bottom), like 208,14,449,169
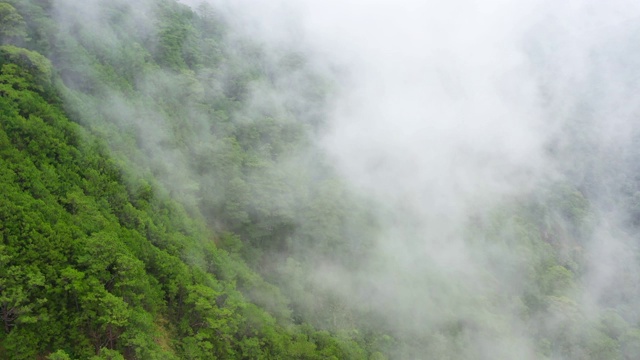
0,0,376,358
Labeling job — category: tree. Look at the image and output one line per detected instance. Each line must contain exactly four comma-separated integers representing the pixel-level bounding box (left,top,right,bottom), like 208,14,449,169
0,3,27,44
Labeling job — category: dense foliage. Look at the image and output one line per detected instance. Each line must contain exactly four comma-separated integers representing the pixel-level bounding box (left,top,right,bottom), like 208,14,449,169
0,1,378,358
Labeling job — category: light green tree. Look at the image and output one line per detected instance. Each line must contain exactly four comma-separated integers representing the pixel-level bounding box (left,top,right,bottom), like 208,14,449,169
0,3,27,43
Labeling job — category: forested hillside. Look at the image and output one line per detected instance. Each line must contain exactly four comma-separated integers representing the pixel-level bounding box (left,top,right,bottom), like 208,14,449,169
0,0,379,358
2,0,640,359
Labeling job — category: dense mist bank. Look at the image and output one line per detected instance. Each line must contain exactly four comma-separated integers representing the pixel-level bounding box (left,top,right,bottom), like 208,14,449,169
209,1,640,358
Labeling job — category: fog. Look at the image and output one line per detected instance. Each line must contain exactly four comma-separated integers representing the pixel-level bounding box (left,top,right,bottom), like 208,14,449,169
212,0,640,358
49,0,640,357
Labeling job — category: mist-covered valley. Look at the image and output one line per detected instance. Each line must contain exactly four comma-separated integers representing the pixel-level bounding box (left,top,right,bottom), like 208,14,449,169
2,0,640,359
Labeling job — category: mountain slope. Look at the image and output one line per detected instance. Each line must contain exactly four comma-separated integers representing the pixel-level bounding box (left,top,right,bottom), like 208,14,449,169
0,13,372,360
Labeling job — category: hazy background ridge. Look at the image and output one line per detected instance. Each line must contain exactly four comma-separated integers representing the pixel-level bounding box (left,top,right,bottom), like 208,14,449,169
197,1,640,358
